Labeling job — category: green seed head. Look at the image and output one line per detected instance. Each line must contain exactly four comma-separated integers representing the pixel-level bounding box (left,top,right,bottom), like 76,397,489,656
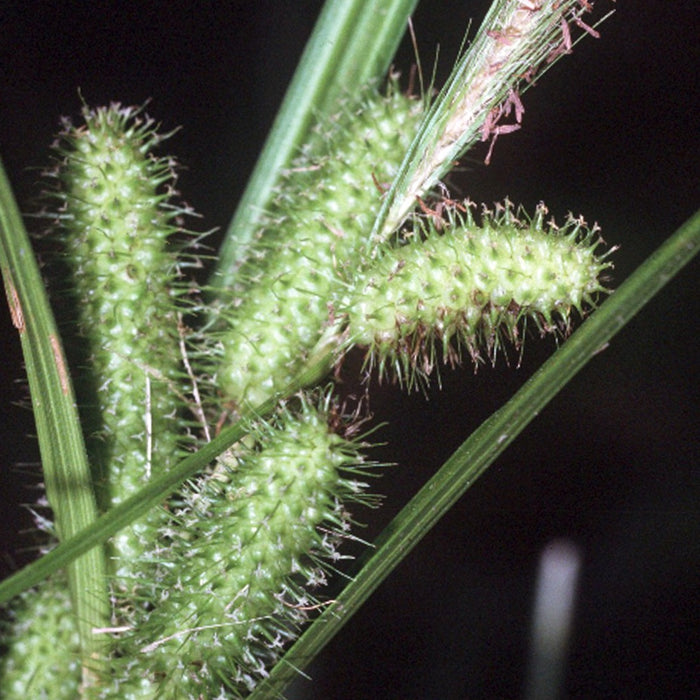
0,577,81,698
215,80,425,410
47,103,195,578
345,200,613,387
112,390,379,697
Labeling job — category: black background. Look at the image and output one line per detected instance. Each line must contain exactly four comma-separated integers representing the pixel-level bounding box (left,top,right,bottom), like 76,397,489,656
1,2,698,698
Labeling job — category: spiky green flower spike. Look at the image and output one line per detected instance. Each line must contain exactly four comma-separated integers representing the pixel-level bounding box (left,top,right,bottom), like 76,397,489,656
45,104,195,581
215,79,425,411
106,389,379,698
344,200,613,388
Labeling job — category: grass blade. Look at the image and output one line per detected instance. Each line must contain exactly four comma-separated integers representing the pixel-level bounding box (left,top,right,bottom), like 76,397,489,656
211,0,419,290
0,158,109,683
0,387,290,604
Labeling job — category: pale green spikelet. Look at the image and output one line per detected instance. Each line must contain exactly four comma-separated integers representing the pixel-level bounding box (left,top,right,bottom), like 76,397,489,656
107,390,379,698
215,79,425,410
0,576,81,699
46,103,196,580
344,200,613,387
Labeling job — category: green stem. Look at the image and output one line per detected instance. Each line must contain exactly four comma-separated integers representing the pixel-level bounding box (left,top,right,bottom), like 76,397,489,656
211,0,419,291
0,390,281,604
0,158,109,685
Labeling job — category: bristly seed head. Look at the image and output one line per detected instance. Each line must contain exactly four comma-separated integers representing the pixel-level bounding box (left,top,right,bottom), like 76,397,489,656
108,388,383,697
212,79,425,413
44,102,200,580
345,199,613,390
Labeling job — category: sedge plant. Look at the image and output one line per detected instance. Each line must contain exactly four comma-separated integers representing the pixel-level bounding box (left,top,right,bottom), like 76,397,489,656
0,1,698,698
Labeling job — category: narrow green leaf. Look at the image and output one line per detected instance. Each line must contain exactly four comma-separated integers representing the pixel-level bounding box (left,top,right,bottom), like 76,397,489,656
0,158,109,682
0,389,287,604
251,208,700,698
211,0,419,291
